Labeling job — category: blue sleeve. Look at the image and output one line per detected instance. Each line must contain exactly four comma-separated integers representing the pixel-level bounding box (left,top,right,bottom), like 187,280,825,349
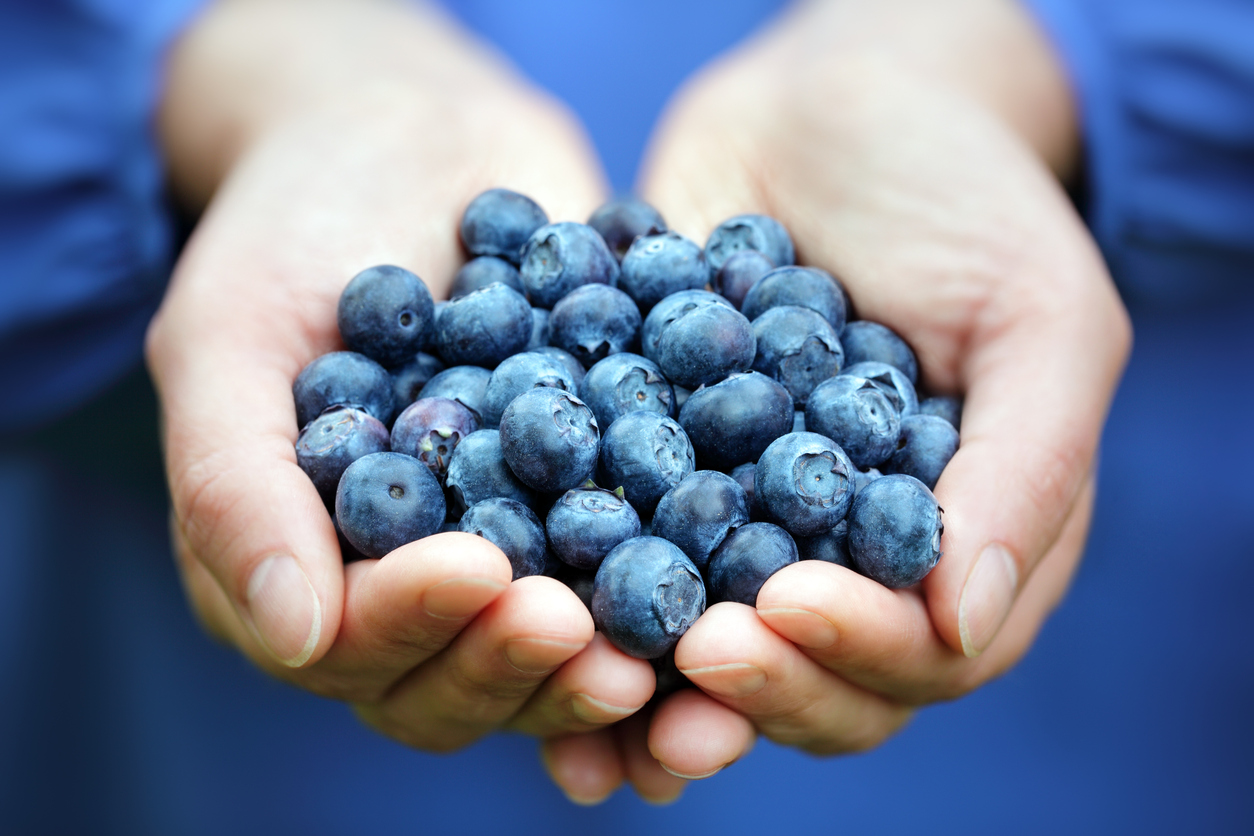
1019,0,1254,303
0,0,208,429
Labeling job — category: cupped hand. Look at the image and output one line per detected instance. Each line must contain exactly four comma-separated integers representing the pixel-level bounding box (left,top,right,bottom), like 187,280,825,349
588,0,1131,781
147,0,654,765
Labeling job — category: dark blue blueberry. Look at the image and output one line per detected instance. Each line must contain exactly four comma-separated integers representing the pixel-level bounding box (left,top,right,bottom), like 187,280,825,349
422,301,447,353
337,265,435,369
651,471,750,571
459,497,548,580
444,429,540,517
481,350,578,428
741,266,848,333
714,249,774,310
882,413,959,490
592,536,705,659
550,562,597,612
519,221,620,309
651,650,692,700
618,232,709,312
841,321,918,385
847,474,943,588
656,303,756,389
499,388,600,493
390,351,445,410
587,197,667,261
527,307,551,350
704,214,795,277
435,283,533,368
677,371,794,471
805,374,902,469
796,520,854,569
672,385,693,412
640,289,734,362
546,485,642,571
751,305,844,407
295,406,390,506
459,188,548,264
418,365,491,423
729,462,765,521
792,410,807,433
531,345,586,388
293,351,396,428
548,284,642,368
854,467,883,494
754,432,856,537
840,360,919,417
335,452,446,559
578,353,675,429
389,396,479,484
450,256,525,299
705,522,798,606
598,411,695,516
919,395,963,430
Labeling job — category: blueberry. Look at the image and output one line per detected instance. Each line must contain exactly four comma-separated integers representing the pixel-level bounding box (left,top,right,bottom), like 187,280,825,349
460,188,548,264
546,484,642,571
618,232,709,312
548,284,642,368
578,353,675,430
714,249,774,310
519,221,620,309
459,497,548,580
882,413,959,490
840,361,919,417
792,410,807,433
729,462,764,520
741,266,848,333
293,351,396,428
655,302,756,389
418,365,492,423
527,307,551,350
847,474,943,589
841,321,919,385
705,522,798,606
499,388,600,493
531,345,587,388
295,406,390,506
445,429,540,517
805,374,902,469
598,411,695,516
919,395,963,429
335,452,446,559
390,351,445,410
450,256,524,299
435,283,533,368
704,214,795,277
796,520,854,569
337,265,435,369
651,470,750,571
751,305,844,407
754,432,856,537
550,562,597,612
640,289,735,363
677,371,794,471
592,536,705,659
854,467,883,494
481,350,578,428
389,396,479,484
587,197,667,261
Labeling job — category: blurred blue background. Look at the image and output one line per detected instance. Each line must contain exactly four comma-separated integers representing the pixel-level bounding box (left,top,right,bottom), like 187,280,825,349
1,1,1251,833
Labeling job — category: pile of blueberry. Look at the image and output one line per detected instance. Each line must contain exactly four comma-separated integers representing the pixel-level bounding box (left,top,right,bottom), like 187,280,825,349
293,188,960,663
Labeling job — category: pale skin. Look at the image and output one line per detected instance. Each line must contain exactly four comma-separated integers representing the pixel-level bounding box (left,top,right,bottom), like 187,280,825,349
150,0,1130,807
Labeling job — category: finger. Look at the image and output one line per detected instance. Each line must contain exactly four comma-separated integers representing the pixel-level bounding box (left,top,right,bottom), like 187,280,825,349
540,730,624,806
615,710,687,805
757,473,1096,702
675,603,913,753
647,688,756,781
508,633,655,737
355,576,593,752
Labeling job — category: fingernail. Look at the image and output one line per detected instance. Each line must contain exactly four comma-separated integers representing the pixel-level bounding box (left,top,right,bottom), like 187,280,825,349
679,663,767,698
756,607,837,648
958,542,1019,658
570,693,638,724
660,763,725,780
504,638,583,674
245,555,322,667
422,578,508,620
562,789,613,806
641,786,686,806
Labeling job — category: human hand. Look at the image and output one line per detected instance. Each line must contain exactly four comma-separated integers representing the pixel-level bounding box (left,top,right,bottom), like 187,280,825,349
539,0,1131,786
147,0,655,761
